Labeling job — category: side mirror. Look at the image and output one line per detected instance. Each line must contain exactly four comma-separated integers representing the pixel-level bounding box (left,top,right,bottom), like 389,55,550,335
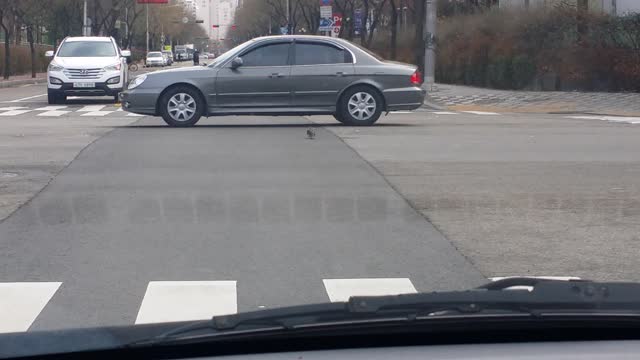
230,57,243,69
121,50,132,57
45,50,54,57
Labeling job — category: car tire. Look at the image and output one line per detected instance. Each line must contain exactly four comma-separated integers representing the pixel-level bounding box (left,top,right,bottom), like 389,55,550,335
47,90,65,104
159,86,204,127
337,86,383,126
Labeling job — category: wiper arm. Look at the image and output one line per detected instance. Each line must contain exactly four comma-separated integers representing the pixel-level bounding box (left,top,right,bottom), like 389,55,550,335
128,279,640,347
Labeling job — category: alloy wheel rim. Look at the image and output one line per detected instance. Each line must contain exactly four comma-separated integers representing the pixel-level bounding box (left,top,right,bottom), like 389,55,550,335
348,92,376,121
167,93,196,122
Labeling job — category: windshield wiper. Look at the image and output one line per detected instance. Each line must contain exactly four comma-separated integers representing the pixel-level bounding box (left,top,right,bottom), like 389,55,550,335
127,278,640,347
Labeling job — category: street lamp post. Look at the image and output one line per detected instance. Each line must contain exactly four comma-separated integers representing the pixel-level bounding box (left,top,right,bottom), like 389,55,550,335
424,0,436,90
146,3,149,54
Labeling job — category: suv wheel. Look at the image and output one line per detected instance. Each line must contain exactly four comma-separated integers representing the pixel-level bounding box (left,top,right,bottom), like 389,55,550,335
47,90,65,105
338,86,383,126
159,87,204,127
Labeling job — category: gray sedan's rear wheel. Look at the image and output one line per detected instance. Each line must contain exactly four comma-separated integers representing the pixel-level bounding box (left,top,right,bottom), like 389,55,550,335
159,86,204,127
338,86,383,126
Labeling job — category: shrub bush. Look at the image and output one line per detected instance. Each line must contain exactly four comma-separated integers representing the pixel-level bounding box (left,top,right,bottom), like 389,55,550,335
0,44,53,77
436,7,640,91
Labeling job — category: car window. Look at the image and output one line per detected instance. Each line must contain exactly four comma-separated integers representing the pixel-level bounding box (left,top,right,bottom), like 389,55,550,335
240,43,290,67
57,41,116,57
294,43,348,65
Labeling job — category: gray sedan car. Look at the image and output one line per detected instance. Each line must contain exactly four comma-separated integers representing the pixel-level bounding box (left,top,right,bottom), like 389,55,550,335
120,35,425,127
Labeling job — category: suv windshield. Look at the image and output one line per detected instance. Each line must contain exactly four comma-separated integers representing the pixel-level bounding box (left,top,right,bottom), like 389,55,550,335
147,53,162,58
57,41,116,57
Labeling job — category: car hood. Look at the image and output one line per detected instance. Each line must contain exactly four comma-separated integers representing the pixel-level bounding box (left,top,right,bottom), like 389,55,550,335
53,57,120,69
147,66,210,77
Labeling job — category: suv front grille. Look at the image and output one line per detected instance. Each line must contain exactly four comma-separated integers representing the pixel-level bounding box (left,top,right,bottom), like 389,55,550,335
63,68,105,79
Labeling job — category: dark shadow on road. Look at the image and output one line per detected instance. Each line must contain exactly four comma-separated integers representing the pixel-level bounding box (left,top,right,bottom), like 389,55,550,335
113,123,417,129
62,98,118,105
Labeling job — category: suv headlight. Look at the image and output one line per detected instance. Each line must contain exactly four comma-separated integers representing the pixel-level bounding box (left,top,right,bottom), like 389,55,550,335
104,63,121,71
128,74,147,90
48,62,64,72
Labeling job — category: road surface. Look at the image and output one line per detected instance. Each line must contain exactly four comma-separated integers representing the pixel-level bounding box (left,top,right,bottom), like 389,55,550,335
1,81,639,333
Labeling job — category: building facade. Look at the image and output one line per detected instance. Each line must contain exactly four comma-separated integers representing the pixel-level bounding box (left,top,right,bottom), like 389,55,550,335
498,0,640,15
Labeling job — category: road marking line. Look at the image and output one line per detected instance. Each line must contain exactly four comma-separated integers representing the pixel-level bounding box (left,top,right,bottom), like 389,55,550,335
390,111,412,114
0,282,62,333
80,111,116,117
568,115,640,124
0,110,32,116
0,106,28,111
135,281,237,324
433,111,458,115
34,106,71,117
462,111,500,115
127,113,145,117
8,94,47,103
77,105,106,112
322,278,417,302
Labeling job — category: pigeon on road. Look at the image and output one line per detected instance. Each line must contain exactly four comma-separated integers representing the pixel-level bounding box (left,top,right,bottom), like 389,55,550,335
306,127,315,140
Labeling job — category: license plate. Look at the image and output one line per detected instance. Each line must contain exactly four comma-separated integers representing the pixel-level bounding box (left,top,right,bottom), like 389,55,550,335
73,82,95,88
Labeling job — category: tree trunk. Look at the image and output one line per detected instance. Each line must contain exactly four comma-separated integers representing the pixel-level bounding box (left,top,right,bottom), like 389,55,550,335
390,0,398,60
27,26,36,78
360,0,369,45
2,24,10,79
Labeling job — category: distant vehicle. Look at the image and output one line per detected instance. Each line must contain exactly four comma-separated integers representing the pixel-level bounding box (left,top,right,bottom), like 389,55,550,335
175,45,194,61
146,52,165,67
161,50,173,65
121,35,425,127
161,52,170,66
44,36,130,104
201,54,209,60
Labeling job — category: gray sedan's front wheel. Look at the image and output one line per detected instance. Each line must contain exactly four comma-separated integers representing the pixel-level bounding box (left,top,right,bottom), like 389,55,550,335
159,86,204,127
337,86,383,126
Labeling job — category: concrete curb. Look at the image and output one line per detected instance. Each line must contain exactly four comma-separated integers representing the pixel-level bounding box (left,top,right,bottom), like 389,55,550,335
0,78,47,89
422,97,447,110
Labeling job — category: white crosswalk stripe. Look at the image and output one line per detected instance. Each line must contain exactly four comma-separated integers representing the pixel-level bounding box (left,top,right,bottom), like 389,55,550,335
433,111,458,115
0,106,31,116
322,278,417,302
34,106,71,117
461,111,500,115
135,281,238,324
567,115,640,125
0,282,62,333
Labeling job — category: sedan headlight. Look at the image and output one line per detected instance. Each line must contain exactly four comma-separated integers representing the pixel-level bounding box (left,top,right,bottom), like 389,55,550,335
48,62,64,72
104,63,121,71
128,74,147,90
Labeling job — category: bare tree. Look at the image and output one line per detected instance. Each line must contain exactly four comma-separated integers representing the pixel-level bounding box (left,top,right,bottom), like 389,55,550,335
389,0,398,59
0,0,14,79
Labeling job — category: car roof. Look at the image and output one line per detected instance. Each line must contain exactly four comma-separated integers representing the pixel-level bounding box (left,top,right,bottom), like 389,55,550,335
64,36,113,42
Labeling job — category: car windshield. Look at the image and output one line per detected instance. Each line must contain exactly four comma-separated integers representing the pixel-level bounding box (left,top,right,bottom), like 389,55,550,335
207,39,254,67
3,0,640,357
57,41,116,57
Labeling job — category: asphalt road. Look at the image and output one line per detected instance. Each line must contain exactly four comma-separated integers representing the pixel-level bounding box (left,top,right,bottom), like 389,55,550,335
0,83,484,331
2,79,639,333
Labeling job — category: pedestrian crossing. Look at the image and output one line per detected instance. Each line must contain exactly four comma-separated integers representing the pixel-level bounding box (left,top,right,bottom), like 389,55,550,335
566,115,640,125
0,278,419,333
0,105,145,118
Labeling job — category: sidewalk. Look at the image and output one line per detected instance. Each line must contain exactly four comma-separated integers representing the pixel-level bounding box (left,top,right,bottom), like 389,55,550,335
0,72,47,88
426,83,640,116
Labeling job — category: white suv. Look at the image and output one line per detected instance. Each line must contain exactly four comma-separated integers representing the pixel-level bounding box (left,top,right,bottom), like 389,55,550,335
45,36,131,104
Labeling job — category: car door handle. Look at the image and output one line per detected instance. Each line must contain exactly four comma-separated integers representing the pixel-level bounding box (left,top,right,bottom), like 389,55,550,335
269,73,285,78
335,72,346,77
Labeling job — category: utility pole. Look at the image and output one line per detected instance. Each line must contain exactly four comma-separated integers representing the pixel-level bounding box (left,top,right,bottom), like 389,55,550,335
286,0,290,34
146,3,149,53
83,0,88,36
424,0,436,90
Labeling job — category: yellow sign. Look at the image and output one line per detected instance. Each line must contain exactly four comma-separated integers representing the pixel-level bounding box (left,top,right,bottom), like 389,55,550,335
164,45,172,51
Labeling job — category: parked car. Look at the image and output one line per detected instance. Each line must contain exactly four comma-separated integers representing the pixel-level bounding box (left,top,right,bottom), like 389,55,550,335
45,36,130,104
162,50,173,65
121,35,425,127
146,52,165,67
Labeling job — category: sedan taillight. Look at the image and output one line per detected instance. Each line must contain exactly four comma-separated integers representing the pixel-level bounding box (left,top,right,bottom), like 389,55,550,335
411,70,422,85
